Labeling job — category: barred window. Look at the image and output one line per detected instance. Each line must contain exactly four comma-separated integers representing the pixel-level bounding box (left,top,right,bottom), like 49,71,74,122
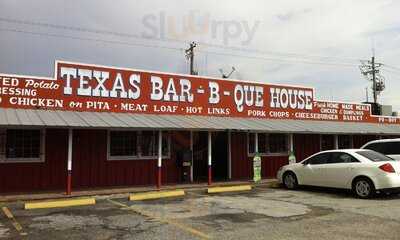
0,129,44,163
338,135,353,149
108,131,170,160
269,134,289,153
109,131,138,157
321,135,334,151
140,131,157,157
248,133,289,156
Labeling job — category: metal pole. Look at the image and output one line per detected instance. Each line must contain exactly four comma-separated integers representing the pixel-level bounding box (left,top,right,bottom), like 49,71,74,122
190,131,193,182
254,133,258,153
289,134,294,152
157,131,162,189
228,131,232,180
66,129,73,195
208,131,212,185
372,56,377,104
334,135,339,149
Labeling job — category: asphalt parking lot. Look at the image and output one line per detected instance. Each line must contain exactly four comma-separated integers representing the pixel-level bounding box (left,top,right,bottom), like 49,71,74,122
2,186,400,240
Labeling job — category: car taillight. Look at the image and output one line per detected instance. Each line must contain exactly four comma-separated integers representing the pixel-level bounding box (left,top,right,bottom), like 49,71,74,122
379,163,396,173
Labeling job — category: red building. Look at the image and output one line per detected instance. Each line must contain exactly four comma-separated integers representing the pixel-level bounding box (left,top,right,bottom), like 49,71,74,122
0,61,399,194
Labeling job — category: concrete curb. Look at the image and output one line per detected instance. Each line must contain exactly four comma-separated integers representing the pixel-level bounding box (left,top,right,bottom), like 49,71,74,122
207,185,252,193
129,190,185,201
24,197,96,210
0,179,279,203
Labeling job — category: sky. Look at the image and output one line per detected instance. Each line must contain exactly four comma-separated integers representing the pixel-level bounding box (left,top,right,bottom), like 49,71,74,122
1,0,400,109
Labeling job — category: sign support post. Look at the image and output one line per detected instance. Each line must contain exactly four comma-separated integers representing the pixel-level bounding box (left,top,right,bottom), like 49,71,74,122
228,131,232,180
253,132,261,182
66,129,73,195
157,131,162,189
190,131,193,182
334,135,339,149
208,131,212,185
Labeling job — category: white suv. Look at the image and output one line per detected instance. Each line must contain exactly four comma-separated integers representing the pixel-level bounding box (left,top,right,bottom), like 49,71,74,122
361,139,400,160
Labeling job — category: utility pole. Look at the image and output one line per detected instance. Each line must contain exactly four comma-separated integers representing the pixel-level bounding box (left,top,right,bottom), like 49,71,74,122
371,56,377,104
359,56,384,105
185,42,197,75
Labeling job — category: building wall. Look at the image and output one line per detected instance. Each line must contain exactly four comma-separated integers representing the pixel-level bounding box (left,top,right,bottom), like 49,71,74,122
261,156,288,178
72,129,183,189
293,134,321,162
0,129,387,194
230,132,289,180
0,129,68,193
231,132,252,180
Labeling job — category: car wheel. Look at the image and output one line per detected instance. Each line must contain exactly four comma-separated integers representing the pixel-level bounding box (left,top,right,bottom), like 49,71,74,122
283,172,298,190
353,177,375,199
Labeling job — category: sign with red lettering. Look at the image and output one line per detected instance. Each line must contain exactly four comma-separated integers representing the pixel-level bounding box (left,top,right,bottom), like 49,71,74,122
0,61,397,124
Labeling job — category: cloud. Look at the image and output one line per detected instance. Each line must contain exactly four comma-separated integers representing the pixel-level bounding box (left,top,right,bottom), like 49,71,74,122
0,0,399,109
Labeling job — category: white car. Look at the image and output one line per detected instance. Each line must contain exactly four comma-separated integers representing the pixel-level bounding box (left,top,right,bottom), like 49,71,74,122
277,149,400,198
361,138,400,161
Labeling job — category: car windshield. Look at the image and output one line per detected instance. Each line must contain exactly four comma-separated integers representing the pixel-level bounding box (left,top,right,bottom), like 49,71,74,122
356,150,394,162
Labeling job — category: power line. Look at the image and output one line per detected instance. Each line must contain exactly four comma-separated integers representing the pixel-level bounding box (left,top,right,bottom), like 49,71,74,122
202,50,359,67
0,17,363,64
383,64,400,72
0,28,184,52
0,27,360,68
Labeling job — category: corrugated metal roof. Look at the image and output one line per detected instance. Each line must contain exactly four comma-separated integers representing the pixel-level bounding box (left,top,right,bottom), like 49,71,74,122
0,108,399,135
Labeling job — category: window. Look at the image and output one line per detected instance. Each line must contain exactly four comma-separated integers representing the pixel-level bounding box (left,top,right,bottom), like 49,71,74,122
0,129,44,163
338,135,353,149
248,133,289,156
363,143,386,154
365,142,400,155
321,135,334,151
109,131,137,157
356,150,394,162
140,131,157,157
329,152,359,163
108,130,170,160
257,133,268,154
304,152,330,165
269,134,289,153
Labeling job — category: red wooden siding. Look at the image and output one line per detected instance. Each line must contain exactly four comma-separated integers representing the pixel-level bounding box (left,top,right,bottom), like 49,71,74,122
262,156,288,178
231,132,252,180
294,134,321,162
0,129,68,193
72,129,184,189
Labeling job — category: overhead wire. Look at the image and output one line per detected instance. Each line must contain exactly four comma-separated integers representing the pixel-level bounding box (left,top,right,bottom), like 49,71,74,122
0,27,361,68
0,17,363,65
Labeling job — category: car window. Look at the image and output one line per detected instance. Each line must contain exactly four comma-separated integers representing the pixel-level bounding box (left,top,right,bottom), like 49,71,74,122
364,142,387,154
329,152,359,163
356,150,394,162
304,152,330,165
383,142,400,155
364,142,400,155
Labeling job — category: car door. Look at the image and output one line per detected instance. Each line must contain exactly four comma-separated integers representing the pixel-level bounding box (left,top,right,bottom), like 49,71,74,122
323,152,360,189
298,152,331,187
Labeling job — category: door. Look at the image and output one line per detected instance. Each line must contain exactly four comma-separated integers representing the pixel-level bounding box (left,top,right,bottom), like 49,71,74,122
297,152,330,186
212,132,228,181
193,132,208,182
